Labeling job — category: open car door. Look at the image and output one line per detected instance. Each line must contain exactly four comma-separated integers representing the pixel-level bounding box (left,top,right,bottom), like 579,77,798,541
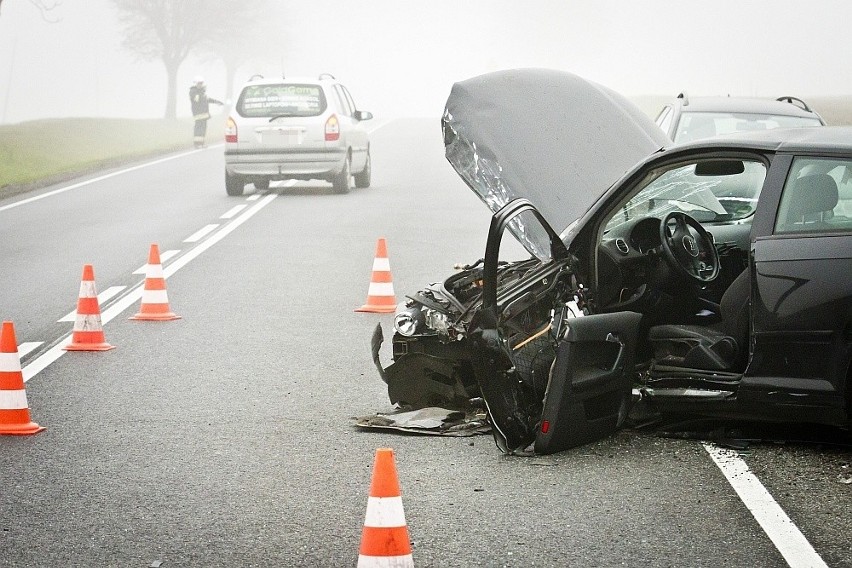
471,199,642,455
535,311,642,454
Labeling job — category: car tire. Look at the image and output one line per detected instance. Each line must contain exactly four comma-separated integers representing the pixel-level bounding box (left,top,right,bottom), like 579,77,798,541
254,179,270,190
354,149,371,189
332,155,351,194
225,172,245,196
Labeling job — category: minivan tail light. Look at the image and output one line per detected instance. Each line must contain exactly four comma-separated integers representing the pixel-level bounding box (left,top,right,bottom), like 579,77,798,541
325,114,340,141
225,116,238,143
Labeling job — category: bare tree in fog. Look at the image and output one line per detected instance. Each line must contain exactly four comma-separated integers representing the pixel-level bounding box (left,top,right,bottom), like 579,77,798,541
112,0,277,119
196,0,282,105
112,0,216,118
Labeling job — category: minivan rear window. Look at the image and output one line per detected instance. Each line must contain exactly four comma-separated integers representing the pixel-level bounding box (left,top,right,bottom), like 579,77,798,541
237,83,327,118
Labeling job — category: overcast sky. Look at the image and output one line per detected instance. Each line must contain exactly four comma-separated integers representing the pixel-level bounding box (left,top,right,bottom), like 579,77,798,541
1,0,850,123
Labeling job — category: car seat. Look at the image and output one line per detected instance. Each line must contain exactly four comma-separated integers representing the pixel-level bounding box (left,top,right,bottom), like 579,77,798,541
647,267,751,371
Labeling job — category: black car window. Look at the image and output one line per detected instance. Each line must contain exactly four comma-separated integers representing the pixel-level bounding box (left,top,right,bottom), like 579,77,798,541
237,83,327,118
604,158,767,235
775,157,852,234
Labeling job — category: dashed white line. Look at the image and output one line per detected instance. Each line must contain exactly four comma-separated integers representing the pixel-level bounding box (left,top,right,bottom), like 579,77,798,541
221,204,247,219
133,249,180,274
57,286,127,321
17,342,43,358
703,443,828,568
183,224,219,243
22,193,279,382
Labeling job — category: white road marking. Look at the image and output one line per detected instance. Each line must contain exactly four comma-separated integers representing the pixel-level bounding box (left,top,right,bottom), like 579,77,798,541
133,249,180,274
183,224,219,243
57,286,127,321
0,150,199,214
703,443,828,568
23,193,279,382
22,337,71,382
246,194,261,201
221,204,247,219
17,342,42,358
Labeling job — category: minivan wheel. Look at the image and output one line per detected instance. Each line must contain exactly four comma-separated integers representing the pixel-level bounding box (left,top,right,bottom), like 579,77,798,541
332,156,351,194
354,149,371,189
254,179,270,190
225,172,245,196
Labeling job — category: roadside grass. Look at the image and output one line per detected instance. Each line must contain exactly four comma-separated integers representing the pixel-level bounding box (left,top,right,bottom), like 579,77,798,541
0,117,225,198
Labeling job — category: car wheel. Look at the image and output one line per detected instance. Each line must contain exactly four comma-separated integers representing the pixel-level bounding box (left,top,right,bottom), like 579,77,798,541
333,155,351,194
254,179,270,190
354,149,371,189
225,172,245,196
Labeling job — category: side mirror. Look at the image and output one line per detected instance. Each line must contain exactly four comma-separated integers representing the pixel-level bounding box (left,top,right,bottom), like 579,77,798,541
355,110,373,121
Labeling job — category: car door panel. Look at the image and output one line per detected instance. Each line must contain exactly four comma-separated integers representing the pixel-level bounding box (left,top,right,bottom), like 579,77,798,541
535,311,642,454
750,234,852,395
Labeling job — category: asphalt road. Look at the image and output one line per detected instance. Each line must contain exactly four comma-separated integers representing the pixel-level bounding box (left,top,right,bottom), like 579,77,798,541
0,118,849,567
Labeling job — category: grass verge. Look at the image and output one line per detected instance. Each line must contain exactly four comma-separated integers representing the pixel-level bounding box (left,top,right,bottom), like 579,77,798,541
0,117,225,199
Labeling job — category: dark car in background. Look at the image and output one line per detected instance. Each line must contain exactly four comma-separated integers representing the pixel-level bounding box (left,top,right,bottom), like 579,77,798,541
372,69,852,455
656,93,825,143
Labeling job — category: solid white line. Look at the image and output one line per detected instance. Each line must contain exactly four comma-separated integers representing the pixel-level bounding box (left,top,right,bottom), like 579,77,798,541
133,249,180,274
17,342,43,358
23,193,279,383
184,224,219,243
57,286,126,322
703,443,828,568
0,150,200,214
221,204,247,219
23,337,71,383
246,194,261,201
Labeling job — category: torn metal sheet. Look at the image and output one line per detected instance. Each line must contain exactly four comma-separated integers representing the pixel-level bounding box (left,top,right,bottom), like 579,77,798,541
354,407,490,437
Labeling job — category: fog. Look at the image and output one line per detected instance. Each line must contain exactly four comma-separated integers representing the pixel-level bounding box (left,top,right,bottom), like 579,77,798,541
1,0,851,123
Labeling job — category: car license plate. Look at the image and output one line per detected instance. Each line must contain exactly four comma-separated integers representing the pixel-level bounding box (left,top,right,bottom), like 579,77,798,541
260,127,303,145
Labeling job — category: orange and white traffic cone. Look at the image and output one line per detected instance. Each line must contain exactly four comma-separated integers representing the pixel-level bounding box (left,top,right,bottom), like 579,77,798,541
64,264,115,351
357,448,414,567
130,243,180,321
0,321,45,435
355,238,397,313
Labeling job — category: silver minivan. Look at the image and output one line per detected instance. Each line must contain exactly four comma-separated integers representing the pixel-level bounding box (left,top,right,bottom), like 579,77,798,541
224,74,372,196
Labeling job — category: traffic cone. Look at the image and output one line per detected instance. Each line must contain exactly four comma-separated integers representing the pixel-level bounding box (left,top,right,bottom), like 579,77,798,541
357,448,413,567
355,238,397,313
64,264,115,351
130,243,181,321
0,321,45,435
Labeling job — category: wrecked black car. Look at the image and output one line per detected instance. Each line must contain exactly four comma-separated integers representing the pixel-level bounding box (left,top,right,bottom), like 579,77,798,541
371,69,852,455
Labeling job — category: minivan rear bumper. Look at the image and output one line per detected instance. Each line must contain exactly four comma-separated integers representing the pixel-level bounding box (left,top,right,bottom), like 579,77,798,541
225,147,347,178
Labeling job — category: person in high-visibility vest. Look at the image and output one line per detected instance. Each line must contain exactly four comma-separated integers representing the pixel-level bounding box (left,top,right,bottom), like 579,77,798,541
189,76,223,148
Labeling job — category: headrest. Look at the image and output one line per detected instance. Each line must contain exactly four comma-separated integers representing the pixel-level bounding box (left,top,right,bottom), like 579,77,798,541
786,173,838,220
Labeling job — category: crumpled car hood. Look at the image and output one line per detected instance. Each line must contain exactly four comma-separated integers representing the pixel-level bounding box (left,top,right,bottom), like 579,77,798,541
442,68,669,255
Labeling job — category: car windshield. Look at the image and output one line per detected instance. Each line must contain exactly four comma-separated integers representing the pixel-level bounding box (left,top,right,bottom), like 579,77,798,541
237,83,327,118
675,111,823,143
604,159,767,234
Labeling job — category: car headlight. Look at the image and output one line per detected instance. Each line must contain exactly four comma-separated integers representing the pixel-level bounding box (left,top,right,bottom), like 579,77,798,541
394,304,425,337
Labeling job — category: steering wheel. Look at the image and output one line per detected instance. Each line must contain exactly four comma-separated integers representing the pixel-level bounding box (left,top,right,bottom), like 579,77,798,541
658,212,719,283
